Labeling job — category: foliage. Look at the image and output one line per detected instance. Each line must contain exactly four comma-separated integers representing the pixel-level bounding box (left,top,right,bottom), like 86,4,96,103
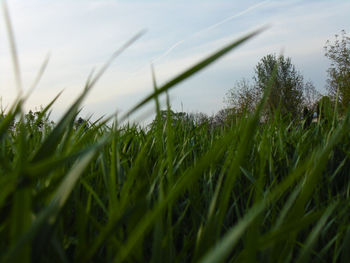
224,78,259,116
2,91,350,262
211,107,236,127
1,22,350,263
188,112,211,126
254,54,305,117
150,110,193,130
316,96,334,123
302,81,321,110
225,54,317,119
324,30,350,113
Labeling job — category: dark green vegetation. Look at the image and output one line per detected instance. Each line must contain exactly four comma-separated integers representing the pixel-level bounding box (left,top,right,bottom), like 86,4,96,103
325,30,350,113
224,54,320,121
223,30,350,123
1,5,350,261
2,98,350,263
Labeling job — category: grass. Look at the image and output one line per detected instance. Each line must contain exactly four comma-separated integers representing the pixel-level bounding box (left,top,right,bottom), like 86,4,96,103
1,8,350,262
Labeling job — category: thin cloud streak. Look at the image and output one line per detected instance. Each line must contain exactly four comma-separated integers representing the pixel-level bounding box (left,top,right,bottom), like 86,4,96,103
117,0,272,93
151,0,272,64
81,0,350,110
1,0,349,121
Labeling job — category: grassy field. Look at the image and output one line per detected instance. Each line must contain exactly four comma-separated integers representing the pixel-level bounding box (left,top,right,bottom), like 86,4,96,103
1,26,350,262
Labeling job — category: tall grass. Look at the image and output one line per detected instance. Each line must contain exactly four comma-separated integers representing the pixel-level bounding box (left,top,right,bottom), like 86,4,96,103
1,7,350,262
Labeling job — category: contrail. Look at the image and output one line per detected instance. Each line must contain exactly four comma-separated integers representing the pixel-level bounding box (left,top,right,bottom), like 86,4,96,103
151,0,271,64
119,0,271,87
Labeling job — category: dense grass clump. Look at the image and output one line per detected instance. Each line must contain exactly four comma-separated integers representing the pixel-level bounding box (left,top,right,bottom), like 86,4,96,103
1,97,350,263
1,26,350,262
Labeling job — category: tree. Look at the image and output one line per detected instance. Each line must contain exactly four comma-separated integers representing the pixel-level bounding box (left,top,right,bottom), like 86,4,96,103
150,110,193,129
302,81,321,110
188,112,210,126
302,81,321,128
212,108,236,128
225,54,315,119
224,78,259,116
324,30,350,113
254,54,304,117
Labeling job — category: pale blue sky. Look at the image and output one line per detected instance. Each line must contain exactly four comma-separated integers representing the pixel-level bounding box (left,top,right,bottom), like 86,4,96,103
0,0,349,122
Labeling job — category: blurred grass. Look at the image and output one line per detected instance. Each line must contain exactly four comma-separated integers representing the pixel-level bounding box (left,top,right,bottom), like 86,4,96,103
0,9,350,262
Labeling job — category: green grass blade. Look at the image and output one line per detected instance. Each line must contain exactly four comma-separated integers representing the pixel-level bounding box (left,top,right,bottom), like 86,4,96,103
2,1,22,94
296,203,337,263
2,144,99,262
121,27,267,121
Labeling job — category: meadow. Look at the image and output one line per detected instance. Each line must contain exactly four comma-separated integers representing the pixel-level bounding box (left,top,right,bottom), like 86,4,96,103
1,25,350,262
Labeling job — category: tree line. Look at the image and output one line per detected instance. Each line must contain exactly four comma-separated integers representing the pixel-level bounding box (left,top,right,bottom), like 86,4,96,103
3,30,349,130
156,30,350,128
226,30,349,122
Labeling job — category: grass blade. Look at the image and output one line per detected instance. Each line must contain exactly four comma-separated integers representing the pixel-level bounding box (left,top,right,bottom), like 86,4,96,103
121,27,267,121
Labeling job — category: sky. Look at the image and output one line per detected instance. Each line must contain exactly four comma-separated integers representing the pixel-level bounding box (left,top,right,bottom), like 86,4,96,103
0,0,349,123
